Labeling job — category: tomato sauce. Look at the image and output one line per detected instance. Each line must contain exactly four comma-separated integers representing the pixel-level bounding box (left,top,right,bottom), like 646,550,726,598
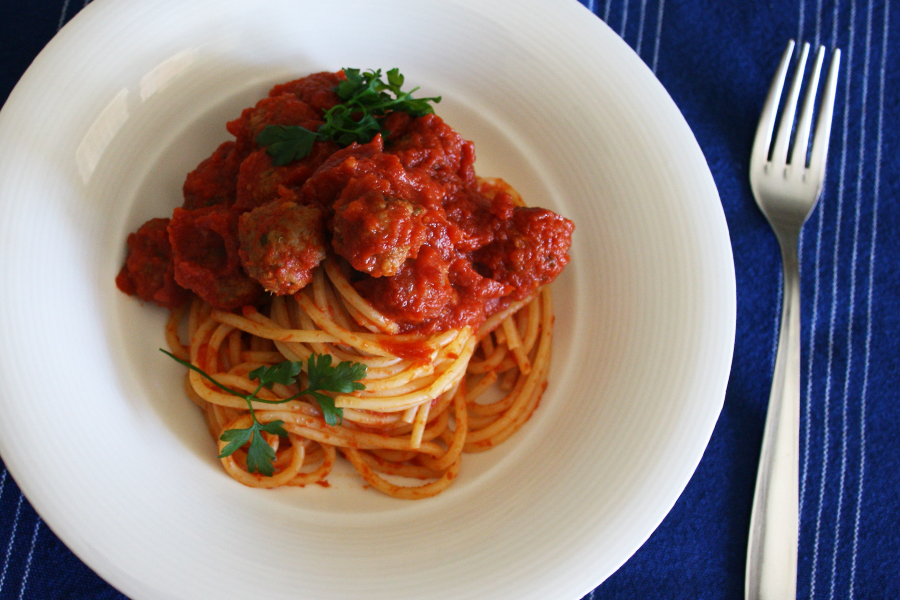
117,71,574,333
376,337,435,362
115,218,189,309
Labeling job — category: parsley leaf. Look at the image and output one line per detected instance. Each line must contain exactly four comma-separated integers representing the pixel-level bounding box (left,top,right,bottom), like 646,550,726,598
249,361,303,389
308,391,343,427
217,426,254,459
303,354,367,426
255,124,318,166
160,349,366,475
257,68,440,165
245,428,278,475
219,419,289,476
306,354,368,395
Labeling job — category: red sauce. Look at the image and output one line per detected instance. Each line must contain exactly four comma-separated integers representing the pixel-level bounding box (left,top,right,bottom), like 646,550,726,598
182,141,241,210
167,205,262,310
376,338,434,361
117,71,574,334
115,218,189,309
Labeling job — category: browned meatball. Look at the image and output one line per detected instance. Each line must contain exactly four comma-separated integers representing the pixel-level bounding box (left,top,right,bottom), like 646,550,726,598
267,71,345,114
181,141,242,210
225,94,322,156
386,114,476,186
233,142,337,212
115,218,190,309
168,206,263,310
355,245,456,326
332,191,428,278
473,207,574,301
238,198,327,295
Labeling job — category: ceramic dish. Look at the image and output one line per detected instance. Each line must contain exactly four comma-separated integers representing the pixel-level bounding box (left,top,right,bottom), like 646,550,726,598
0,0,735,598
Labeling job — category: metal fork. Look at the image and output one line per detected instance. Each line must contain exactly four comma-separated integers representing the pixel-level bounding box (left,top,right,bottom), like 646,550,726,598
745,40,840,600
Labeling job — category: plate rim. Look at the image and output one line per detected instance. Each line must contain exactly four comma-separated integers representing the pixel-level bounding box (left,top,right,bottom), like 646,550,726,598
0,0,736,598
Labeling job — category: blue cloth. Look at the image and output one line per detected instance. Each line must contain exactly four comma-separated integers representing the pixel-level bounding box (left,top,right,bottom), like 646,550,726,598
0,0,896,598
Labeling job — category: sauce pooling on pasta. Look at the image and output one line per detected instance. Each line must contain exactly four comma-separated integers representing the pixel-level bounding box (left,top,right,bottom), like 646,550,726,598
116,69,575,499
116,70,573,333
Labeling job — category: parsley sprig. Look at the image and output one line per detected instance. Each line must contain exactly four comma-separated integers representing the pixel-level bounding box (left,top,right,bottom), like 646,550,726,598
161,350,366,476
257,68,441,165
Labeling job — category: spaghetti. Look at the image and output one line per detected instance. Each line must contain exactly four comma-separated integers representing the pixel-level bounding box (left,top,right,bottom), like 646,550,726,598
165,258,553,499
118,69,572,499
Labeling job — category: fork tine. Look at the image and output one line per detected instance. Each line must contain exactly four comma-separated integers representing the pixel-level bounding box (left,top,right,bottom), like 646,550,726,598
750,40,795,170
808,48,842,183
771,42,810,164
789,46,825,168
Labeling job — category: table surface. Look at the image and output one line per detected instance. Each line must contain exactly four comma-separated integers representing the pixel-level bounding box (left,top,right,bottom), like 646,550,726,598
0,0,897,598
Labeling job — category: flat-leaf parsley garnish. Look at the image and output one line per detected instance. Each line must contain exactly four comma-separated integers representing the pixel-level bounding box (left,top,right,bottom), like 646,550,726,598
161,349,366,476
257,67,441,165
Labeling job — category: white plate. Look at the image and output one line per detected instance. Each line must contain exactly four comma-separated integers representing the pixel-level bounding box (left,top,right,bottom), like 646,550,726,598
0,0,735,598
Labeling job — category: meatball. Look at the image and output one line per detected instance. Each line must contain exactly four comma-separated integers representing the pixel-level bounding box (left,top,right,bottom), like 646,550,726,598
226,94,321,155
332,191,428,278
267,71,345,114
182,141,242,210
298,137,385,209
442,187,513,253
168,205,262,310
238,197,327,295
472,207,574,300
115,218,189,309
356,245,455,326
386,113,476,187
233,143,337,212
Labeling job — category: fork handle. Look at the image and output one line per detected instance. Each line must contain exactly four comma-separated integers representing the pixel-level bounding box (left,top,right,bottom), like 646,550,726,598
745,232,800,600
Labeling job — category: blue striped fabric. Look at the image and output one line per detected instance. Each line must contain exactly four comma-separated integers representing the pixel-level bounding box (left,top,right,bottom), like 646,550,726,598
0,0,896,598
